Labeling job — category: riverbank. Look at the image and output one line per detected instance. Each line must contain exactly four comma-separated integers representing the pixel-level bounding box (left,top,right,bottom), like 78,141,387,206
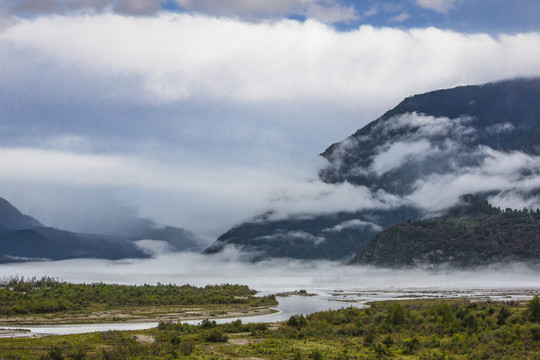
1,296,539,359
2,287,538,339
0,304,278,326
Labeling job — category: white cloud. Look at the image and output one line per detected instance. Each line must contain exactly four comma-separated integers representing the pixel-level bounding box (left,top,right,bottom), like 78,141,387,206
390,11,410,23
416,0,457,14
305,3,357,24
256,230,325,245
174,0,358,24
486,122,515,135
0,146,290,238
2,14,540,109
135,240,177,257
322,109,540,217
406,148,540,211
379,112,475,138
323,219,382,232
0,146,394,239
488,191,540,212
265,180,403,220
1,13,540,242
359,6,378,19
371,140,432,175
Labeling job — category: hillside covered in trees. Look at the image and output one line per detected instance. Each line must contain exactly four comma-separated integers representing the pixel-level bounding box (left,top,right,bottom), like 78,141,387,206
351,195,540,267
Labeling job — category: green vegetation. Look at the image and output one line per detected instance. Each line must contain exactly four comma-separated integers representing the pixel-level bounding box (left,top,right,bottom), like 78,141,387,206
2,297,540,359
0,277,277,318
353,195,540,267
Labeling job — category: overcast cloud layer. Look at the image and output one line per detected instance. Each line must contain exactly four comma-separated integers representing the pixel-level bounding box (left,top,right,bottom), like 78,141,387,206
1,6,540,242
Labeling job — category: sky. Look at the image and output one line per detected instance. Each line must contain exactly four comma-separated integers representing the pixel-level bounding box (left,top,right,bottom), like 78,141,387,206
1,0,540,242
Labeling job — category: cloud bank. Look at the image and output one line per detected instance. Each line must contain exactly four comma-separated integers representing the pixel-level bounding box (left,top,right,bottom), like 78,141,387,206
2,14,540,107
0,252,539,291
1,13,540,240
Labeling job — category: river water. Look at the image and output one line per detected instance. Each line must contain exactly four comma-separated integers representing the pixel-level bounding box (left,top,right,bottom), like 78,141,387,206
1,287,536,338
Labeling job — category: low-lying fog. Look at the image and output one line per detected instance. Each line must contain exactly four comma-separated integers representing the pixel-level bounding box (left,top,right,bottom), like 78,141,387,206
1,248,539,292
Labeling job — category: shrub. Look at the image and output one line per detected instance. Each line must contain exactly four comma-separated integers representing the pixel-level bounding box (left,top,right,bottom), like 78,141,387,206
66,348,86,360
383,335,394,347
170,335,181,346
497,307,511,326
181,340,194,355
403,337,420,354
389,304,406,325
530,326,540,341
201,318,217,329
46,346,64,360
364,332,375,345
204,328,228,342
373,312,386,324
527,295,540,322
288,314,307,328
309,349,323,360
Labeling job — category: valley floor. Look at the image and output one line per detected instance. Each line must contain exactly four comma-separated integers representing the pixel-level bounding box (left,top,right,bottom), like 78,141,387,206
1,296,540,359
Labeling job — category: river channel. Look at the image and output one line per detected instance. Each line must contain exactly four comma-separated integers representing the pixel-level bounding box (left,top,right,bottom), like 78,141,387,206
1,287,536,338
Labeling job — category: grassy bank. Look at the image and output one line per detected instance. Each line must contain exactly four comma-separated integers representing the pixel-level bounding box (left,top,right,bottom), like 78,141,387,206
0,278,277,325
1,296,539,359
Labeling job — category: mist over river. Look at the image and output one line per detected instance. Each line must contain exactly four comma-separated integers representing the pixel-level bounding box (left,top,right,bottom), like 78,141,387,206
1,251,539,337
1,250,539,291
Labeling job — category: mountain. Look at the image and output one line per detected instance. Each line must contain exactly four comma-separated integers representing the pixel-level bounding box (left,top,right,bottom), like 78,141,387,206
205,78,540,261
0,198,202,263
100,217,204,253
319,78,540,194
0,198,44,230
350,195,540,267
205,206,419,261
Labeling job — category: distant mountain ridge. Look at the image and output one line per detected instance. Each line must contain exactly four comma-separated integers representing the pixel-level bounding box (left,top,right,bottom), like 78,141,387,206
0,198,43,230
205,206,419,261
205,78,540,262
0,197,203,263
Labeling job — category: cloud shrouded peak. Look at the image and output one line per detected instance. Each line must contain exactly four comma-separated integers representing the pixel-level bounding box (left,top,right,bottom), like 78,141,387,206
1,10,540,242
320,78,540,211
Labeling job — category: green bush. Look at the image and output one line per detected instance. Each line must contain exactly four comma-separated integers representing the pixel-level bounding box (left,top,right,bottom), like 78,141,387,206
309,349,323,360
403,337,420,354
527,295,540,322
388,303,406,325
530,325,540,341
201,318,217,329
288,314,307,328
181,340,194,355
497,307,511,326
46,346,64,360
203,328,228,342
